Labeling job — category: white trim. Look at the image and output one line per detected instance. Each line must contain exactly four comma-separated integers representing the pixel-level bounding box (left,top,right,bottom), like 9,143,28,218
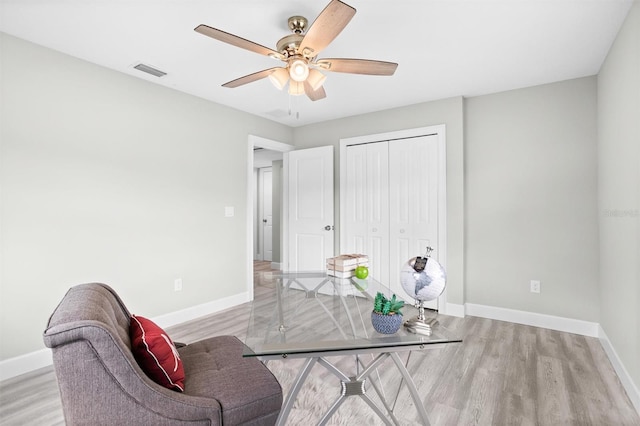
247,139,255,301
0,348,52,382
249,135,295,154
281,152,289,271
270,262,282,270
465,303,600,337
443,302,466,318
151,292,250,329
599,326,640,414
0,292,249,381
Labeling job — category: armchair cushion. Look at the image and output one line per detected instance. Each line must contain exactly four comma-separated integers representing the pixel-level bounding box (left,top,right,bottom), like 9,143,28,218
130,315,185,391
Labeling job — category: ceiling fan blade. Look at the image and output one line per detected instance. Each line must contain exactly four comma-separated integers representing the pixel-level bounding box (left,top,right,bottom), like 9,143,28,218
316,58,398,76
299,0,356,58
304,81,327,101
195,24,284,60
222,68,281,88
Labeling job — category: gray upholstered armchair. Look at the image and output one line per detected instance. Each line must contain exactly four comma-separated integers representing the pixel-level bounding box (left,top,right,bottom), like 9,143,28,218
43,283,282,425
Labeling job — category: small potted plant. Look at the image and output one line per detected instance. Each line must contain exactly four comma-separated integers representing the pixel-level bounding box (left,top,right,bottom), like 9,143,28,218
371,292,404,334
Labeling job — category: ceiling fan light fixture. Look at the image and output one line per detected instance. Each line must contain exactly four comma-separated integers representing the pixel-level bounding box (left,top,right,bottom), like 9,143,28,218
288,80,305,96
268,68,289,90
306,69,326,91
289,59,309,82
196,0,396,102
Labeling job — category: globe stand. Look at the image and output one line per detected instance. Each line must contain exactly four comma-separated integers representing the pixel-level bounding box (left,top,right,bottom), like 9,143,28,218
403,300,439,336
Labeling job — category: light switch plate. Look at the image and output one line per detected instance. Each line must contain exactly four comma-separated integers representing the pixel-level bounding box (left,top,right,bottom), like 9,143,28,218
225,206,234,217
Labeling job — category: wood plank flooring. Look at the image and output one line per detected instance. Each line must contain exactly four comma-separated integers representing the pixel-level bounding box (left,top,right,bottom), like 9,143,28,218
1,262,638,425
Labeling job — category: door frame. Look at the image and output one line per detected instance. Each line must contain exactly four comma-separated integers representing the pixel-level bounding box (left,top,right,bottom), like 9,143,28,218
339,124,448,312
247,135,294,300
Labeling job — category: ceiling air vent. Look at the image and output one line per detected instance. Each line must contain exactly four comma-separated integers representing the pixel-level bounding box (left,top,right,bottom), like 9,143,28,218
133,63,167,77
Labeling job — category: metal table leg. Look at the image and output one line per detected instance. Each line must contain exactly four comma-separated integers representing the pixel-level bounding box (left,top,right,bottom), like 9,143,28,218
274,350,432,426
390,352,431,425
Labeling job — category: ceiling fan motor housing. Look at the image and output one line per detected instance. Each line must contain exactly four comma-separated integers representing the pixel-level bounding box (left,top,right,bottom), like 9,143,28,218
288,16,308,34
276,33,304,57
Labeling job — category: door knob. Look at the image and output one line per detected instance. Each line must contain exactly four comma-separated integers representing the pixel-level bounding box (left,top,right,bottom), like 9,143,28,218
324,225,334,231
263,219,267,223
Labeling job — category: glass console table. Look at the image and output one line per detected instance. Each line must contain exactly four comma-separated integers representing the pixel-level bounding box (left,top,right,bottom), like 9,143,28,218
243,272,462,426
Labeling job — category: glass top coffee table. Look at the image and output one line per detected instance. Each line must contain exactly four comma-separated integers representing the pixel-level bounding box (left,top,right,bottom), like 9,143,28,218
243,272,462,426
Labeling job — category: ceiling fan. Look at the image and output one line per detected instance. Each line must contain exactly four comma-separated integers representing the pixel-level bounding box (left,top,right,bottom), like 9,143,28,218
194,0,398,101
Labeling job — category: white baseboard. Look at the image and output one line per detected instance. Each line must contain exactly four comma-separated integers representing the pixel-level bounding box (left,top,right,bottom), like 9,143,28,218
270,262,282,271
599,326,640,414
0,348,53,382
0,292,250,382
465,303,600,337
152,292,250,329
443,302,465,318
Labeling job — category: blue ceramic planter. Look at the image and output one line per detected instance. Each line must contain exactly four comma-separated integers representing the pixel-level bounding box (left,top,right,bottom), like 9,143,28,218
371,311,403,334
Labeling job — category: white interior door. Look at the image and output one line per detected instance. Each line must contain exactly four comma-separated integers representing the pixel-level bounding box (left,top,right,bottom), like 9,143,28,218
344,142,390,285
286,145,334,271
389,135,440,307
259,167,273,261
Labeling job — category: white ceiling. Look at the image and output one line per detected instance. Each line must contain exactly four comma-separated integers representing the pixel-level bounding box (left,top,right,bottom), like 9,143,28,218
0,0,633,127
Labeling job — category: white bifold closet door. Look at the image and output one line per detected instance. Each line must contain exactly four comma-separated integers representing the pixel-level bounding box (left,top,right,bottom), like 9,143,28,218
344,135,440,308
343,142,390,286
388,135,440,306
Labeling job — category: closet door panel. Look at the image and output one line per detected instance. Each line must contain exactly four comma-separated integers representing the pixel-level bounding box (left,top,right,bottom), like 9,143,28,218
394,237,411,283
389,135,440,297
414,138,439,235
344,145,369,254
389,138,414,294
367,142,389,285
368,234,385,284
344,142,389,285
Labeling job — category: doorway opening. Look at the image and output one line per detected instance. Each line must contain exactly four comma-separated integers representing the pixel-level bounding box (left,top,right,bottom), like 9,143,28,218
246,135,294,301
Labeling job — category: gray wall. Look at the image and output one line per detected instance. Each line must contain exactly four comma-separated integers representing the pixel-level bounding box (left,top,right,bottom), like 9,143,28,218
0,33,292,360
465,77,599,321
597,2,640,393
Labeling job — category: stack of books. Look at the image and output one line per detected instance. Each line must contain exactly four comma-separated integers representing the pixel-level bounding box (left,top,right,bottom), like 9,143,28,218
326,254,369,278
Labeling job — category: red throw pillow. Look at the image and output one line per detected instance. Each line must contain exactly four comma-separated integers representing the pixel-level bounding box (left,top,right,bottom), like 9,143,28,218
129,315,185,392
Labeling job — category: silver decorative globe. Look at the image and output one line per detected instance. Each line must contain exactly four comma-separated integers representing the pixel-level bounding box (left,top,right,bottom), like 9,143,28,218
400,254,446,335
400,257,446,302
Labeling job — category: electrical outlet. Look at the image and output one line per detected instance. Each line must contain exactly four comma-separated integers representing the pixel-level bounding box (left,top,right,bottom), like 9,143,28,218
530,280,541,294
174,278,183,292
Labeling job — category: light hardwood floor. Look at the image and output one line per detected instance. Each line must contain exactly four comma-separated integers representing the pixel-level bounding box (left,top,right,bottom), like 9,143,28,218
1,263,638,425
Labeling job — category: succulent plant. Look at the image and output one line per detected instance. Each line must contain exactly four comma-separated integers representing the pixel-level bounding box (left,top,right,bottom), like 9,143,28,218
373,292,404,316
